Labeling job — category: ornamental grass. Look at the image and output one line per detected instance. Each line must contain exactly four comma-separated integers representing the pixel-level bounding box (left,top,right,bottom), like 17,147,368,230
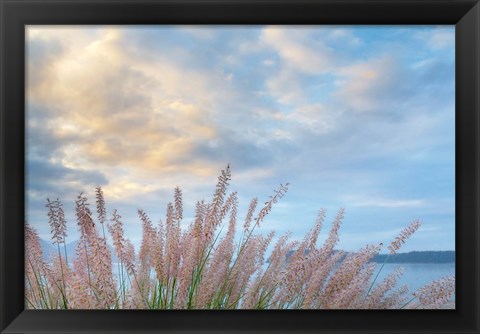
25,165,455,309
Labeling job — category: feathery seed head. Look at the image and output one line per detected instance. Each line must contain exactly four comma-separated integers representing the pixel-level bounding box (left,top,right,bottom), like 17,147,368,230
388,220,421,254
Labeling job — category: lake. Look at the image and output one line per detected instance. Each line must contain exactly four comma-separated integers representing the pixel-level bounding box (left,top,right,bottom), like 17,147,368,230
111,261,456,307
112,262,455,294
374,262,455,294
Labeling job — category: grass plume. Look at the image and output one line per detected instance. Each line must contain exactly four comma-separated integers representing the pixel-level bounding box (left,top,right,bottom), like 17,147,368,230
25,165,455,309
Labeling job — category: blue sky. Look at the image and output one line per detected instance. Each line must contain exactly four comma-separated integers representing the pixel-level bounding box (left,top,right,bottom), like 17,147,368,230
26,25,455,252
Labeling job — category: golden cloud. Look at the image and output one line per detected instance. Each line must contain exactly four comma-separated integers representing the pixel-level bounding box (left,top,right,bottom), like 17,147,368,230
27,26,224,186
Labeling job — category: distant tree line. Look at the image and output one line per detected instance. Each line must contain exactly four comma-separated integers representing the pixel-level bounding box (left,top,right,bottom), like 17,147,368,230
372,251,455,263
285,250,455,264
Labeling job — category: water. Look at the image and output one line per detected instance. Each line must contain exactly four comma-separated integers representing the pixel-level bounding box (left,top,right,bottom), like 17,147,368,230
374,262,455,293
111,262,455,307
112,262,455,293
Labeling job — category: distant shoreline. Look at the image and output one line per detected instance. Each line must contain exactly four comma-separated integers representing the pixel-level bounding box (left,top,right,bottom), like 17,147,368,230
282,249,455,264
371,251,455,264
41,239,455,264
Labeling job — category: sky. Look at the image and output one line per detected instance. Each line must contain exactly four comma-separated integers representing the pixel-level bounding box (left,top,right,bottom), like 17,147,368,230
26,25,455,253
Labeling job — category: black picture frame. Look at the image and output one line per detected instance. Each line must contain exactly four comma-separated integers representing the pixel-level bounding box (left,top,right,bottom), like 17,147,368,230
1,0,479,333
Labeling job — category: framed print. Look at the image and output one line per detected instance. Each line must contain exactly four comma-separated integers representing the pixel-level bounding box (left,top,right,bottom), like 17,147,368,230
1,0,479,333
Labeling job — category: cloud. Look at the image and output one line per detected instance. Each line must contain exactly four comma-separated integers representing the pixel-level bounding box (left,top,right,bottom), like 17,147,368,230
285,103,340,135
189,132,274,169
25,26,455,251
326,28,363,46
27,27,236,183
261,26,333,74
334,56,402,113
26,33,64,91
27,158,108,193
27,27,240,208
260,26,336,105
265,68,307,105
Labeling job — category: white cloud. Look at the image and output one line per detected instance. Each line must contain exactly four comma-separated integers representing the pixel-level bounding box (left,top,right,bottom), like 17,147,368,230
261,26,334,105
262,26,333,74
263,59,275,66
334,56,398,113
286,104,339,135
265,67,307,105
327,28,362,46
